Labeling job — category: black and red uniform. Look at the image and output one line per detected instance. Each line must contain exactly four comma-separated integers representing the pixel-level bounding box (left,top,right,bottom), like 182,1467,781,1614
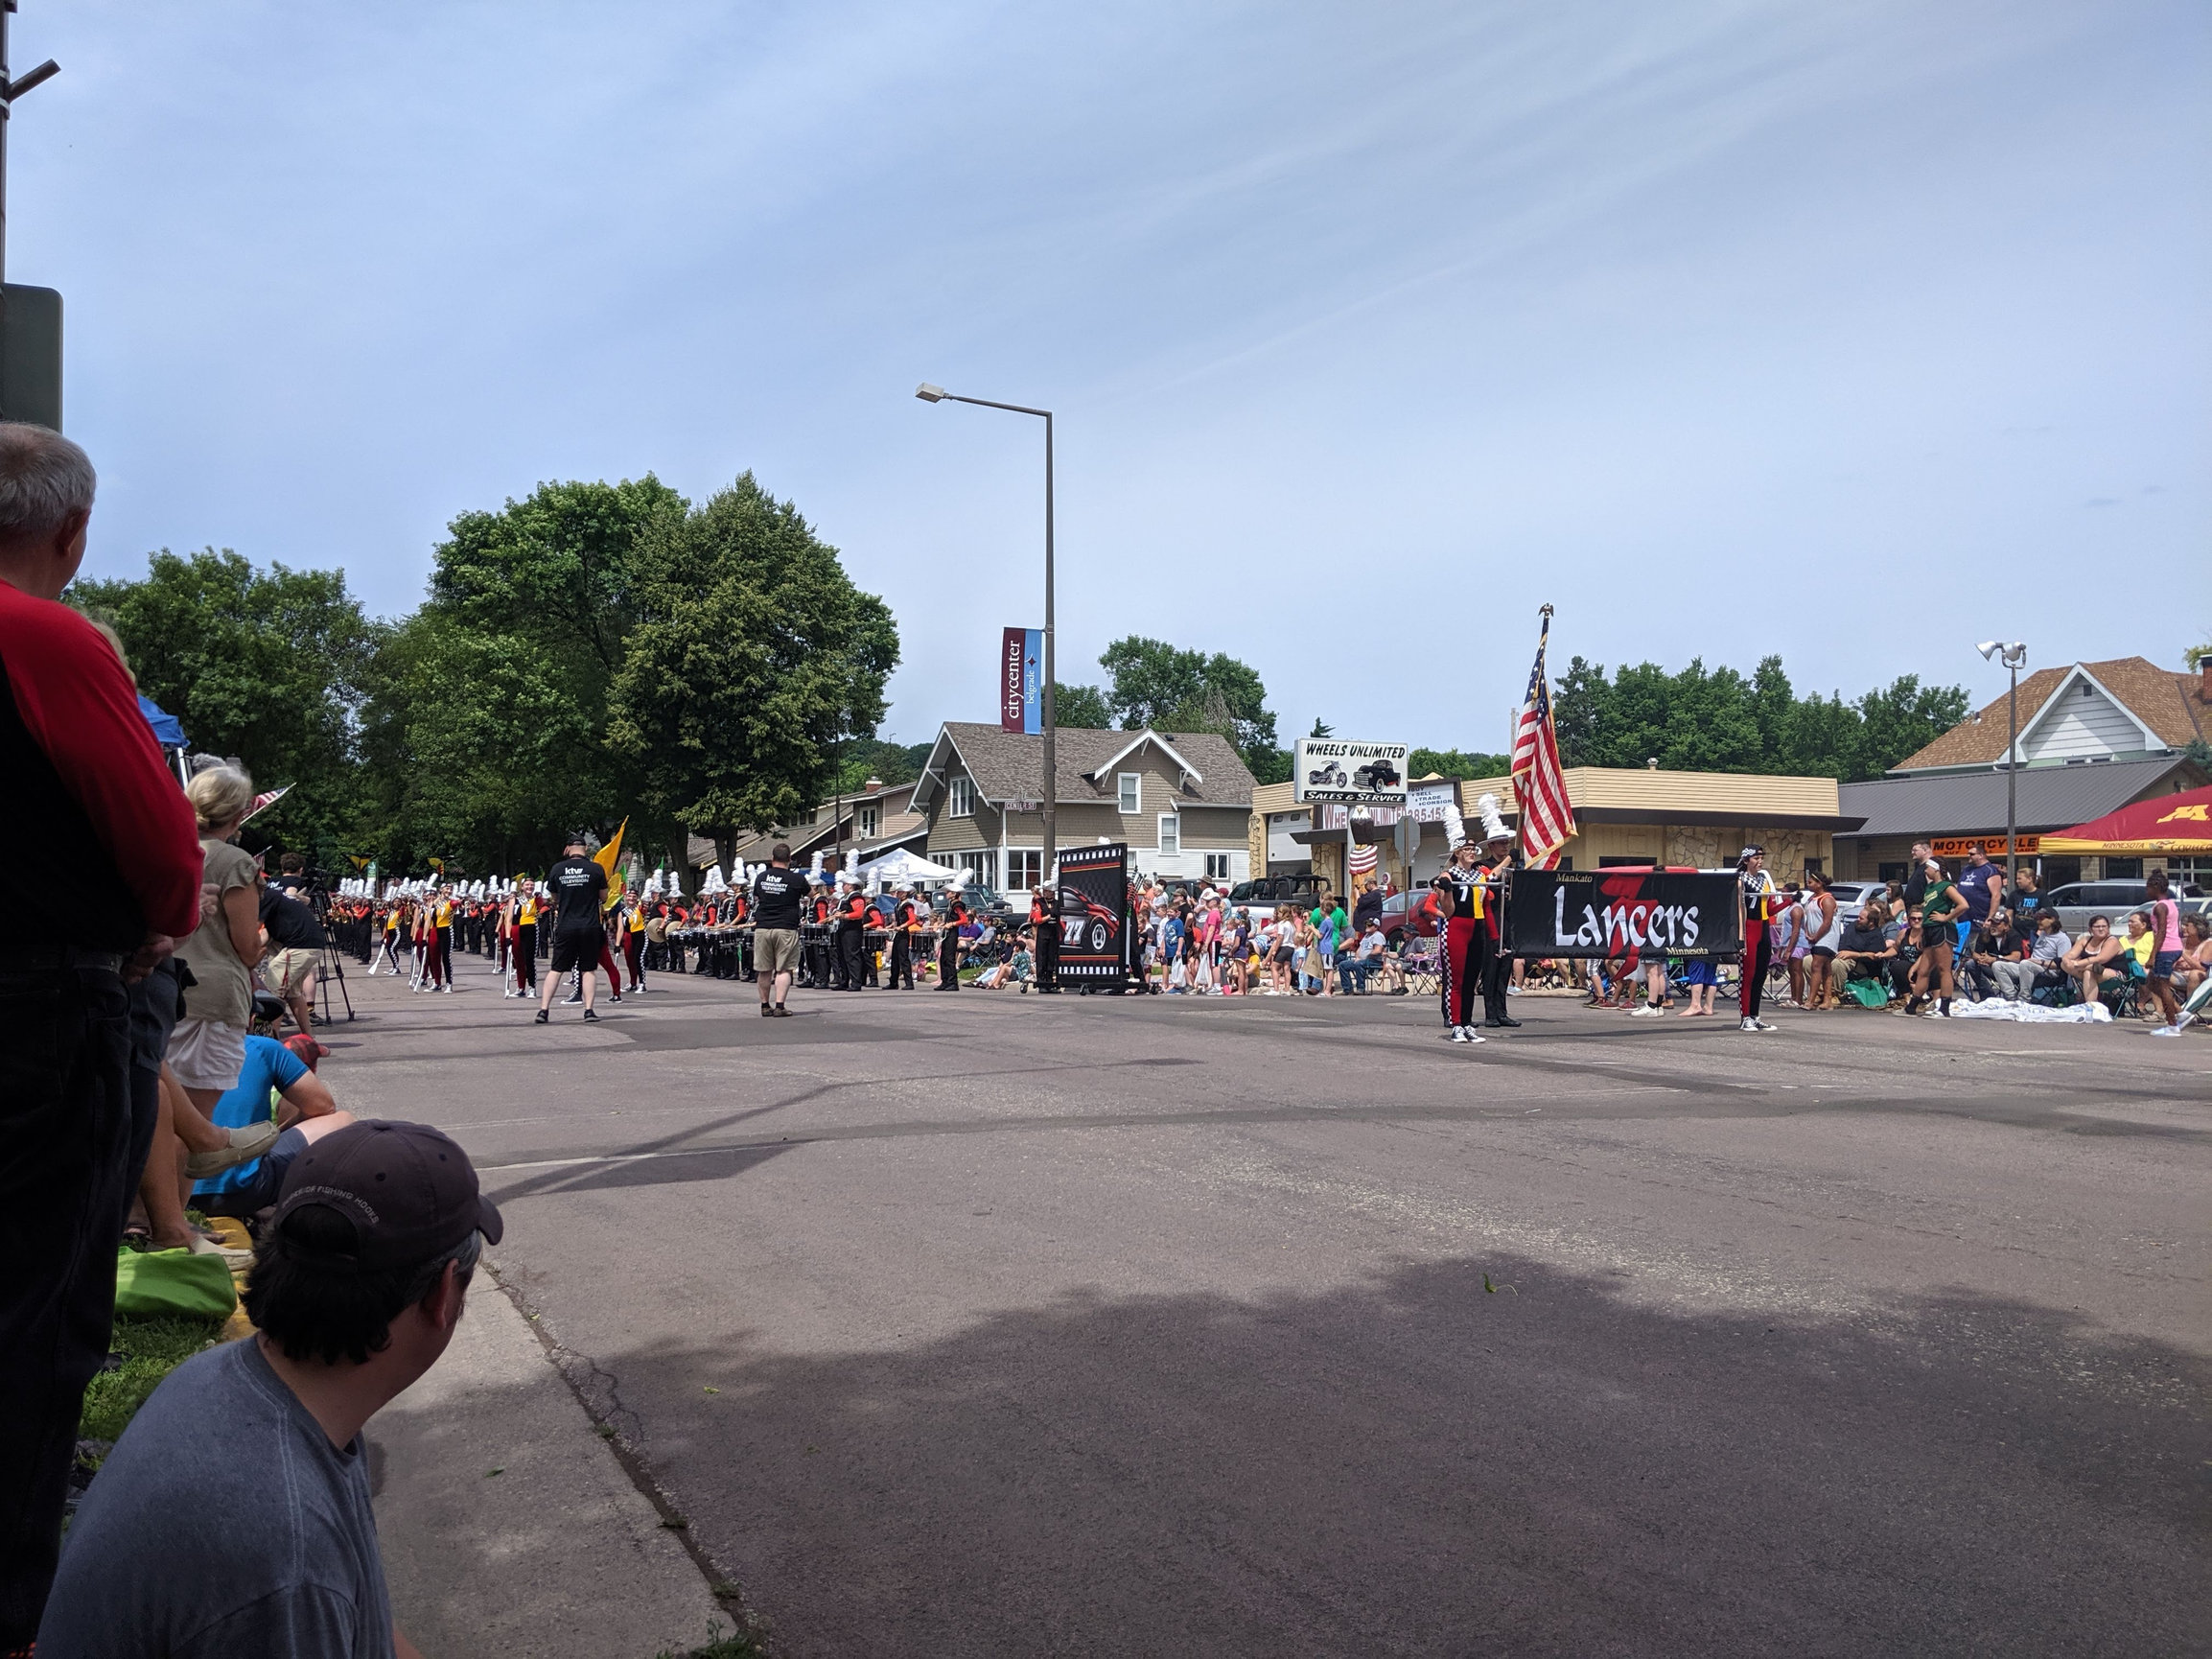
835,889,869,990
888,897,917,989
1434,861,1484,1029
1031,890,1059,992
1739,866,1779,1021
938,899,967,990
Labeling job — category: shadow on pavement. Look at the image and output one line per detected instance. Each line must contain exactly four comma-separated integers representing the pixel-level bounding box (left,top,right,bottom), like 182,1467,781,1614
541,1252,2208,1659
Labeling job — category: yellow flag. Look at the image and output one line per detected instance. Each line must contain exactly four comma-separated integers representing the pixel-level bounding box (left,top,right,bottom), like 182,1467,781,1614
594,818,628,903
429,857,445,874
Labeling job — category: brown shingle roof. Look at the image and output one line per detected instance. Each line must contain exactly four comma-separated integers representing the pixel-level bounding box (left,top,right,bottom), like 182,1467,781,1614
929,723,1257,808
1893,657,2208,771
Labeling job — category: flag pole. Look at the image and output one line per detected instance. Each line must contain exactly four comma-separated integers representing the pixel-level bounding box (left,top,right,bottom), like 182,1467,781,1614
1520,605,1552,866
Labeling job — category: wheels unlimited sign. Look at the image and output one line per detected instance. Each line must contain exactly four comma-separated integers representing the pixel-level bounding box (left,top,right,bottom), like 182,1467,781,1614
1292,739,1410,806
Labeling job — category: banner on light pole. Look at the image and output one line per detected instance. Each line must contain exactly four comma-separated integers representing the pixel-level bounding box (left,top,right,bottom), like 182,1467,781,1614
1000,626,1042,735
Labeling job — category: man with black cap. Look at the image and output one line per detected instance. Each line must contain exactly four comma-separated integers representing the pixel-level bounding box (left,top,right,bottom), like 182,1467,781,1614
536,830,609,1024
37,1120,502,1658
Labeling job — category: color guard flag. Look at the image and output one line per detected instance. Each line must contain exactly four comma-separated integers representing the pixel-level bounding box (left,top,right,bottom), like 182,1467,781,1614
1508,607,1576,870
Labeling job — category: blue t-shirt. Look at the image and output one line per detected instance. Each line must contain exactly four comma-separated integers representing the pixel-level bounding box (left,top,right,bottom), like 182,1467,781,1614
193,1036,309,1198
1957,862,2003,923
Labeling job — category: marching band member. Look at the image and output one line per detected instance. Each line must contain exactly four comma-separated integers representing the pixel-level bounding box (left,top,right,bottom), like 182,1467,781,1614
1736,845,1780,1033
1432,838,1487,1045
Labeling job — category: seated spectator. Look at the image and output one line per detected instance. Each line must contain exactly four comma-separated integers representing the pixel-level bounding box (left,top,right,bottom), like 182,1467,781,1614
2059,915,2126,1009
193,1033,353,1220
1993,911,2073,1002
1338,919,1386,994
1964,907,2025,1002
1883,916,1923,1007
2173,914,2210,1003
37,1121,501,1659
1828,907,1896,1002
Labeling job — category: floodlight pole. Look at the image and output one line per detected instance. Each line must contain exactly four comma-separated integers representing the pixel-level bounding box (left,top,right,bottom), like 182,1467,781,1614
0,5,60,289
916,387,1056,891
2004,646,2023,895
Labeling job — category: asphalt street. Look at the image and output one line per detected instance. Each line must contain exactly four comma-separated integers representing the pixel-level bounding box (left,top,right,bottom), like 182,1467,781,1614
329,949,2210,1658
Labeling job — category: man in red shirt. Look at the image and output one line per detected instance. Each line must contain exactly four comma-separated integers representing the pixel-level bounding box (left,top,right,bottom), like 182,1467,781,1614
0,424,201,1655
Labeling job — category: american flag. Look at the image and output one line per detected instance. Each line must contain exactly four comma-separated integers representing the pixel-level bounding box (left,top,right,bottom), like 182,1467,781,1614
1509,609,1576,869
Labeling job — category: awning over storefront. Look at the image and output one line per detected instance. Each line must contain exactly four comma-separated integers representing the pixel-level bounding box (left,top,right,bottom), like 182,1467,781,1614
2040,783,2212,854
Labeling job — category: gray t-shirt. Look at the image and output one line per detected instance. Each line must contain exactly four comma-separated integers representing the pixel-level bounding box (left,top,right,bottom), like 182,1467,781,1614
38,1340,393,1658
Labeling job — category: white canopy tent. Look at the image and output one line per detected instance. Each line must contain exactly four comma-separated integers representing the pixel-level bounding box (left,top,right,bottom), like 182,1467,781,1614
855,848,962,887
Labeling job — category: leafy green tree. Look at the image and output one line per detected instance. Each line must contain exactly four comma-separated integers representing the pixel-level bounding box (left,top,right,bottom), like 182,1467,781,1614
834,739,934,792
1409,748,1512,781
1852,675,1968,776
367,476,687,873
1096,636,1281,771
608,475,897,873
359,613,612,876
72,549,381,864
1051,682,1114,730
1547,653,1967,780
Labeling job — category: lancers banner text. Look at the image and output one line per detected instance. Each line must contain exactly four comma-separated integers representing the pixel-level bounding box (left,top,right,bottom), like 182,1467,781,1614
1506,869,1742,960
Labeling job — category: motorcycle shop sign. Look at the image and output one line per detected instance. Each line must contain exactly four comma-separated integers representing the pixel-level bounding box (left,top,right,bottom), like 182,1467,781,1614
1292,738,1409,806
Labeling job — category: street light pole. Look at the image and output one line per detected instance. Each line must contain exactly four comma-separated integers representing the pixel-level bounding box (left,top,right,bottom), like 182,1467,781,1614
916,385,1056,893
1978,641,2028,895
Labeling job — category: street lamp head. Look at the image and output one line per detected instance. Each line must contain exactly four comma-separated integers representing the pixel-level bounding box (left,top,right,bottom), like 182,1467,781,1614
915,383,947,403
1976,641,2001,660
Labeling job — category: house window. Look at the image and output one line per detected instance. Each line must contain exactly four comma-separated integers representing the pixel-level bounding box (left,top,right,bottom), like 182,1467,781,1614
1204,852,1232,879
1158,813,1180,854
1007,850,1042,891
949,777,974,818
959,851,993,888
1117,773,1140,814
857,806,879,838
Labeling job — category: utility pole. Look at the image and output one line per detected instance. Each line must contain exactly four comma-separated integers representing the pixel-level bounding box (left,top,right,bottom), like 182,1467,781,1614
0,2,62,426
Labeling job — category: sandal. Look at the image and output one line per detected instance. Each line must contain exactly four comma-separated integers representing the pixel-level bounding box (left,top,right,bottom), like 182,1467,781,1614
184,1119,281,1180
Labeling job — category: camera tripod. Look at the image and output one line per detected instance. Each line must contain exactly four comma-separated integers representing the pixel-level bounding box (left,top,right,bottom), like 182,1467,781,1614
314,938,356,1024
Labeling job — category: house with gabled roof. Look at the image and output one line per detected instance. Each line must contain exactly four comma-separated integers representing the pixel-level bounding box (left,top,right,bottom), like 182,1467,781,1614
1830,657,2212,885
910,722,1259,900
1891,657,2208,774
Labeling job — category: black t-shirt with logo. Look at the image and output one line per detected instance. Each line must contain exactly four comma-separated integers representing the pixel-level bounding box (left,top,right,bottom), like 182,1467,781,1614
259,884,328,950
752,866,809,929
547,855,608,932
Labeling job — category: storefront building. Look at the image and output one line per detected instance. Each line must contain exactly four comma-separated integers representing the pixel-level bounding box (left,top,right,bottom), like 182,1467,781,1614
1253,768,1860,893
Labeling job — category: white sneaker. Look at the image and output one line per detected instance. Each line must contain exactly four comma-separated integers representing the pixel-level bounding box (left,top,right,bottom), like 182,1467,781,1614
2150,1024,2182,1037
1629,1003,1663,1018
1461,1025,1486,1043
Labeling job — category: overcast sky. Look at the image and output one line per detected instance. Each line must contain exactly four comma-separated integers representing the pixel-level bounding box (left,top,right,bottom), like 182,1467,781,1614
23,0,2209,753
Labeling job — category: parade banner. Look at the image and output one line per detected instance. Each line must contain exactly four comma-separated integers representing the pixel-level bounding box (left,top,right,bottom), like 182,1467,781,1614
1292,738,1409,806
1054,842,1129,984
1506,868,1742,960
1000,627,1043,735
